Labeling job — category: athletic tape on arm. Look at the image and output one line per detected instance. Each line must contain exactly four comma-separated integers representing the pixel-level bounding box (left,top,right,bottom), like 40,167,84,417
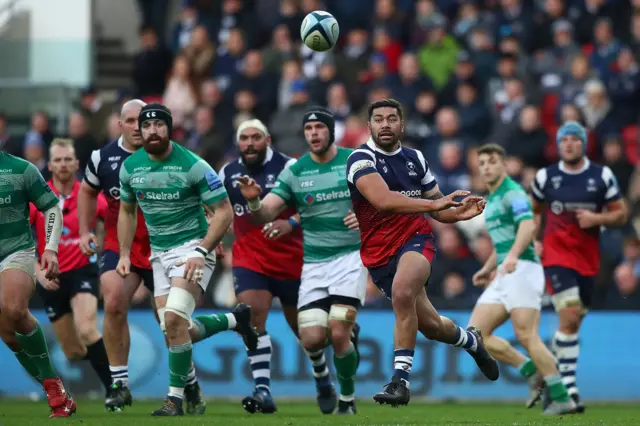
43,203,63,252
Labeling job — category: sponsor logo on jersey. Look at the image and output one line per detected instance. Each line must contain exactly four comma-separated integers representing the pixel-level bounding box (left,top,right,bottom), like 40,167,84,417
551,176,562,189
233,203,248,216
205,170,222,191
111,163,118,170
137,190,180,200
301,169,319,176
163,165,182,171
587,178,597,192
134,166,151,172
300,180,314,188
406,161,417,176
399,189,421,198
0,195,11,204
109,187,120,199
108,156,121,161
0,169,12,173
131,176,146,184
306,189,350,204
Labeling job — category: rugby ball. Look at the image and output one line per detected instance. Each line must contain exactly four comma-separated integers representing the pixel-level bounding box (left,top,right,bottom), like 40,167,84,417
300,10,339,52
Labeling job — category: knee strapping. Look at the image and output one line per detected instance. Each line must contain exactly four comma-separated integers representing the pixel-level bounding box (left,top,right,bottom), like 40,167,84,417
328,305,357,323
298,308,328,329
157,307,167,333
164,287,196,329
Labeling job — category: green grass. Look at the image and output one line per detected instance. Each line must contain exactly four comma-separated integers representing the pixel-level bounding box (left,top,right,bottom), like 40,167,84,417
1,400,640,425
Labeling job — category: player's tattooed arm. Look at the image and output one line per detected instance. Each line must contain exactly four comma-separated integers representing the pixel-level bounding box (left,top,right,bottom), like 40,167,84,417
201,197,234,252
423,187,484,223
117,199,138,258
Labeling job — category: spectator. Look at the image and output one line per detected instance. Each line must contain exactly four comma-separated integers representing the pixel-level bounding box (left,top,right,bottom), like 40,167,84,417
132,25,173,98
507,105,548,168
137,0,169,38
338,115,369,149
436,140,471,195
336,28,371,96
630,13,640,59
387,52,434,109
410,0,440,47
279,59,304,111
581,79,620,144
326,82,351,142
269,80,310,157
611,237,640,308
492,78,527,147
440,50,479,106
359,53,388,103
24,111,54,160
602,135,635,196
417,15,460,90
262,24,296,75
78,86,113,143
468,27,499,86
105,112,121,146
373,0,404,42
163,55,198,131
606,48,640,127
574,0,617,46
532,0,568,52
590,17,622,80
186,105,227,170
535,20,582,91
229,50,279,123
171,0,199,52
67,111,99,174
452,0,486,45
495,0,535,53
0,112,22,157
308,56,340,107
456,81,492,143
212,0,257,50
424,107,474,163
181,25,215,87
430,225,477,295
372,27,403,74
560,54,593,108
438,272,478,309
211,27,246,93
404,90,438,145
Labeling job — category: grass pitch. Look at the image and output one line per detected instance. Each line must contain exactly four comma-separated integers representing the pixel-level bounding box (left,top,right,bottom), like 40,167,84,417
0,399,639,426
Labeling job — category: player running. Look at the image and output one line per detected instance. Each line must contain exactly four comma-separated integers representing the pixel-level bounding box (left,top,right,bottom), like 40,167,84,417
117,103,257,416
346,99,499,407
469,143,576,415
79,99,208,414
221,118,344,414
0,149,76,417
531,121,628,412
29,138,114,402
237,108,364,415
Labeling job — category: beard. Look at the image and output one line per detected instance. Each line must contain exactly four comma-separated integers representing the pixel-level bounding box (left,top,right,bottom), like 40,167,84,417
562,151,583,165
240,147,267,167
143,135,171,155
372,130,401,150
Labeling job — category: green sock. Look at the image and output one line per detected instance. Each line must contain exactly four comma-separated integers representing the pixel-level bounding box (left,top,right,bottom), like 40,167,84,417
333,343,358,399
192,313,233,340
518,358,537,378
13,349,42,383
15,323,57,379
169,342,193,389
545,374,570,403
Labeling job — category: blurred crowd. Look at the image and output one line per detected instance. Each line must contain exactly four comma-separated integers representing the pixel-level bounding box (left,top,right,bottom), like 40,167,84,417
4,0,640,309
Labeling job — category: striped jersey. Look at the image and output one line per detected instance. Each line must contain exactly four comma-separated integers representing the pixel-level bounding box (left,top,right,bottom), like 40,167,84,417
484,176,537,265
0,152,59,261
119,142,228,252
271,147,360,263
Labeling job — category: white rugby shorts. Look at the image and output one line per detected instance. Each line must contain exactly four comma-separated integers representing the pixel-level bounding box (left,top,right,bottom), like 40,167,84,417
0,247,36,284
476,259,544,312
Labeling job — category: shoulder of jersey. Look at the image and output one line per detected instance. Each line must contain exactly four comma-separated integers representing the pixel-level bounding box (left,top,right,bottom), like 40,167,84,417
2,152,31,170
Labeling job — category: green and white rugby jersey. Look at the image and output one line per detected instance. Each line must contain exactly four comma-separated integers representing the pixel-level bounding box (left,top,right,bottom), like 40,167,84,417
119,142,228,252
0,152,59,261
271,147,360,263
484,176,538,265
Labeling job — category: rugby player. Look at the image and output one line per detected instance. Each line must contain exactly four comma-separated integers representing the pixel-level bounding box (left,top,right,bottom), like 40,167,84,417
0,148,75,417
237,108,364,415
117,103,257,416
30,138,113,401
469,143,576,415
346,99,499,407
531,121,628,412
79,99,207,413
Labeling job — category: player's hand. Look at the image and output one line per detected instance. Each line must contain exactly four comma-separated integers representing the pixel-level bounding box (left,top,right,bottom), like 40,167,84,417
39,276,60,291
500,255,518,275
455,196,486,221
534,240,543,258
215,243,225,258
40,250,60,280
176,254,206,285
575,209,600,229
472,269,492,287
116,256,131,278
80,232,98,255
262,220,292,240
344,210,359,231
236,175,263,201
430,190,470,211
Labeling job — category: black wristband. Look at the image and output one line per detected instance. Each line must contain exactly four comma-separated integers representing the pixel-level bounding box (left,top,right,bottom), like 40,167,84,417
195,246,209,257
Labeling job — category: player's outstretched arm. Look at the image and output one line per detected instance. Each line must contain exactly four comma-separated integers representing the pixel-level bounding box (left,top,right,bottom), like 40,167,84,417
354,173,466,213
422,186,485,223
237,175,288,224
78,181,100,254
201,197,234,251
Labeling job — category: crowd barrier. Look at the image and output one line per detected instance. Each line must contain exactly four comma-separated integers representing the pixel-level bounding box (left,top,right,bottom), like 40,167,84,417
1,310,637,400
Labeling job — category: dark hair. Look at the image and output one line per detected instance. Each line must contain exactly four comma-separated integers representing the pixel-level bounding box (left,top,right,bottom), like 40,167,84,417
368,99,403,121
477,143,505,158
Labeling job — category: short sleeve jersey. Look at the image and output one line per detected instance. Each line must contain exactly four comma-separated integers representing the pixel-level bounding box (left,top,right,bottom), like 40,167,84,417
271,147,360,263
0,152,59,261
484,176,538,265
119,142,228,252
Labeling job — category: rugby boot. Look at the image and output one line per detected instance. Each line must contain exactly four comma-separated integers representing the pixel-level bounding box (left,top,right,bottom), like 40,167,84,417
351,322,361,368
571,393,586,413
233,303,259,352
105,380,133,412
49,394,77,418
316,383,337,414
242,387,277,414
185,382,206,415
465,326,500,381
335,399,357,415
373,375,410,407
542,399,578,415
526,373,544,408
44,378,76,418
151,396,184,416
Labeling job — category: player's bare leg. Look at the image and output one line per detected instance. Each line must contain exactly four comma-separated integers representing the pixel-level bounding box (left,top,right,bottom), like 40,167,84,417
101,270,141,411
468,303,542,407
0,268,75,417
511,308,575,415
328,307,359,415
551,304,585,412
0,311,42,383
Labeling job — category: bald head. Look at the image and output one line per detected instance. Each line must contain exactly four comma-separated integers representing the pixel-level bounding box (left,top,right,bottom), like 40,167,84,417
120,99,146,119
